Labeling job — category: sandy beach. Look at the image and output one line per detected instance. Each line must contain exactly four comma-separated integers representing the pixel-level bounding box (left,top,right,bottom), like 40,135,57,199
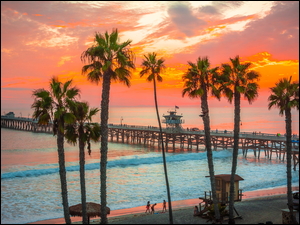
104,195,299,224
82,195,299,224
29,186,299,224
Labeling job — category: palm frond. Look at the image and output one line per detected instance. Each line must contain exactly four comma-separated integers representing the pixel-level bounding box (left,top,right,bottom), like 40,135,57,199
182,56,217,99
81,29,135,88
64,112,76,125
268,76,299,116
50,76,62,101
88,108,100,120
65,124,78,145
156,74,163,83
66,87,80,99
140,52,165,85
63,80,73,94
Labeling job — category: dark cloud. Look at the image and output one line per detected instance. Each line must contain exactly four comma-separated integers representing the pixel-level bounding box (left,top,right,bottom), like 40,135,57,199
167,2,207,37
198,1,244,15
212,1,244,9
199,5,220,15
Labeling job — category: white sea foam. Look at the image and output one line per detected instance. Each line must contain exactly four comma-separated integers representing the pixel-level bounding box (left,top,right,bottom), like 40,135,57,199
1,150,233,179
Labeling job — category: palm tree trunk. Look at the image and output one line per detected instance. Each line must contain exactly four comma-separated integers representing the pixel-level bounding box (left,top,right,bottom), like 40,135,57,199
228,91,241,224
57,124,71,224
285,109,297,223
153,78,173,224
79,125,88,224
100,71,111,224
200,84,220,222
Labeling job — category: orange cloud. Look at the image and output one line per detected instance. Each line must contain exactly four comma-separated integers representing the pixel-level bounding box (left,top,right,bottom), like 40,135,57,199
205,25,226,33
57,56,72,67
131,45,145,58
244,52,299,90
51,25,68,28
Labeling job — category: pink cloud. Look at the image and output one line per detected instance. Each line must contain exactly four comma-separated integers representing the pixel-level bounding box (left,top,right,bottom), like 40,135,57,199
170,1,299,66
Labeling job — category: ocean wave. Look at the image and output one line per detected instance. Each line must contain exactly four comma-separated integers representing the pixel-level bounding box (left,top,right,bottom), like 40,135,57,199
1,150,232,180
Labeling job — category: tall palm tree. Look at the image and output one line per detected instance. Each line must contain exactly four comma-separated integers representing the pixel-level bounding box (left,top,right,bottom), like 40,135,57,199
140,52,173,224
65,101,101,224
81,29,135,224
220,55,260,224
31,76,80,224
268,76,299,224
182,56,221,222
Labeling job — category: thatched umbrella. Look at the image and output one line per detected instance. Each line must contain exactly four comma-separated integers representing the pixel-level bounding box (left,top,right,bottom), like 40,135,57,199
69,202,110,224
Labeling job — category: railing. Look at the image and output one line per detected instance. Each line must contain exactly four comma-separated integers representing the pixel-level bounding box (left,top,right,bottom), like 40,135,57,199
1,116,53,124
2,116,299,141
200,189,243,204
161,119,185,124
108,123,299,140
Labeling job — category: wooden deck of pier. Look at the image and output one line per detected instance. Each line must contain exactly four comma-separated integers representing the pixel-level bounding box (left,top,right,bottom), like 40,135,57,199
1,116,299,170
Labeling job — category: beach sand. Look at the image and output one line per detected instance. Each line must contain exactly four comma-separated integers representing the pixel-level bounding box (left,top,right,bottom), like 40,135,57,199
29,186,299,224
104,195,299,224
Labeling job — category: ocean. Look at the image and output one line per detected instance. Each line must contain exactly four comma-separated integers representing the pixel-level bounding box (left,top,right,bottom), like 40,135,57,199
1,106,299,224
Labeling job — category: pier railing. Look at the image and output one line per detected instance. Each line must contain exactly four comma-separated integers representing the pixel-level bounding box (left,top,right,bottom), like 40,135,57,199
2,116,298,141
107,123,298,140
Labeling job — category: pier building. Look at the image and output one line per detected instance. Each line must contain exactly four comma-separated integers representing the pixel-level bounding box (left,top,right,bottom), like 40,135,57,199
162,107,184,132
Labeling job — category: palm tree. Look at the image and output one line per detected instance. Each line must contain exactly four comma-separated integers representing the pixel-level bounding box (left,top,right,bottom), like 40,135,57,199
31,76,80,224
81,29,135,224
140,52,173,224
268,76,299,224
65,101,101,224
220,55,260,224
182,56,221,222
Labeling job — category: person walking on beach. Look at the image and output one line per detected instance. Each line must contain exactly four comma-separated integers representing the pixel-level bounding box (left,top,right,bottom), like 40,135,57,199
162,200,167,213
193,205,199,216
151,203,157,214
145,201,150,213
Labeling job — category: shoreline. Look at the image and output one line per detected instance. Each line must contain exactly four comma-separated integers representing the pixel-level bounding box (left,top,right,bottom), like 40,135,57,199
28,185,299,224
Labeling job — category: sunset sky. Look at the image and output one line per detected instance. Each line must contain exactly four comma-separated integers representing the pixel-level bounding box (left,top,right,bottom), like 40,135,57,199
1,1,299,111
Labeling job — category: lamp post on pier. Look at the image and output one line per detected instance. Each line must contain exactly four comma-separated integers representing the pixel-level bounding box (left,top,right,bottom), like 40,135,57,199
120,117,123,126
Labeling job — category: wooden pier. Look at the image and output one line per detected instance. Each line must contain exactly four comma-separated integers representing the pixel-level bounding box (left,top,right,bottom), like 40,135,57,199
1,116,53,133
1,116,299,170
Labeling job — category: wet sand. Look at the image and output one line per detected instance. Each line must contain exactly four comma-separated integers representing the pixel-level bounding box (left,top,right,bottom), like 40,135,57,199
28,186,299,224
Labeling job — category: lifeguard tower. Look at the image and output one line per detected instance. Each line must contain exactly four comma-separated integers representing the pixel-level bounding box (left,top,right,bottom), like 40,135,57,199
214,174,244,203
197,174,244,220
162,106,184,132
